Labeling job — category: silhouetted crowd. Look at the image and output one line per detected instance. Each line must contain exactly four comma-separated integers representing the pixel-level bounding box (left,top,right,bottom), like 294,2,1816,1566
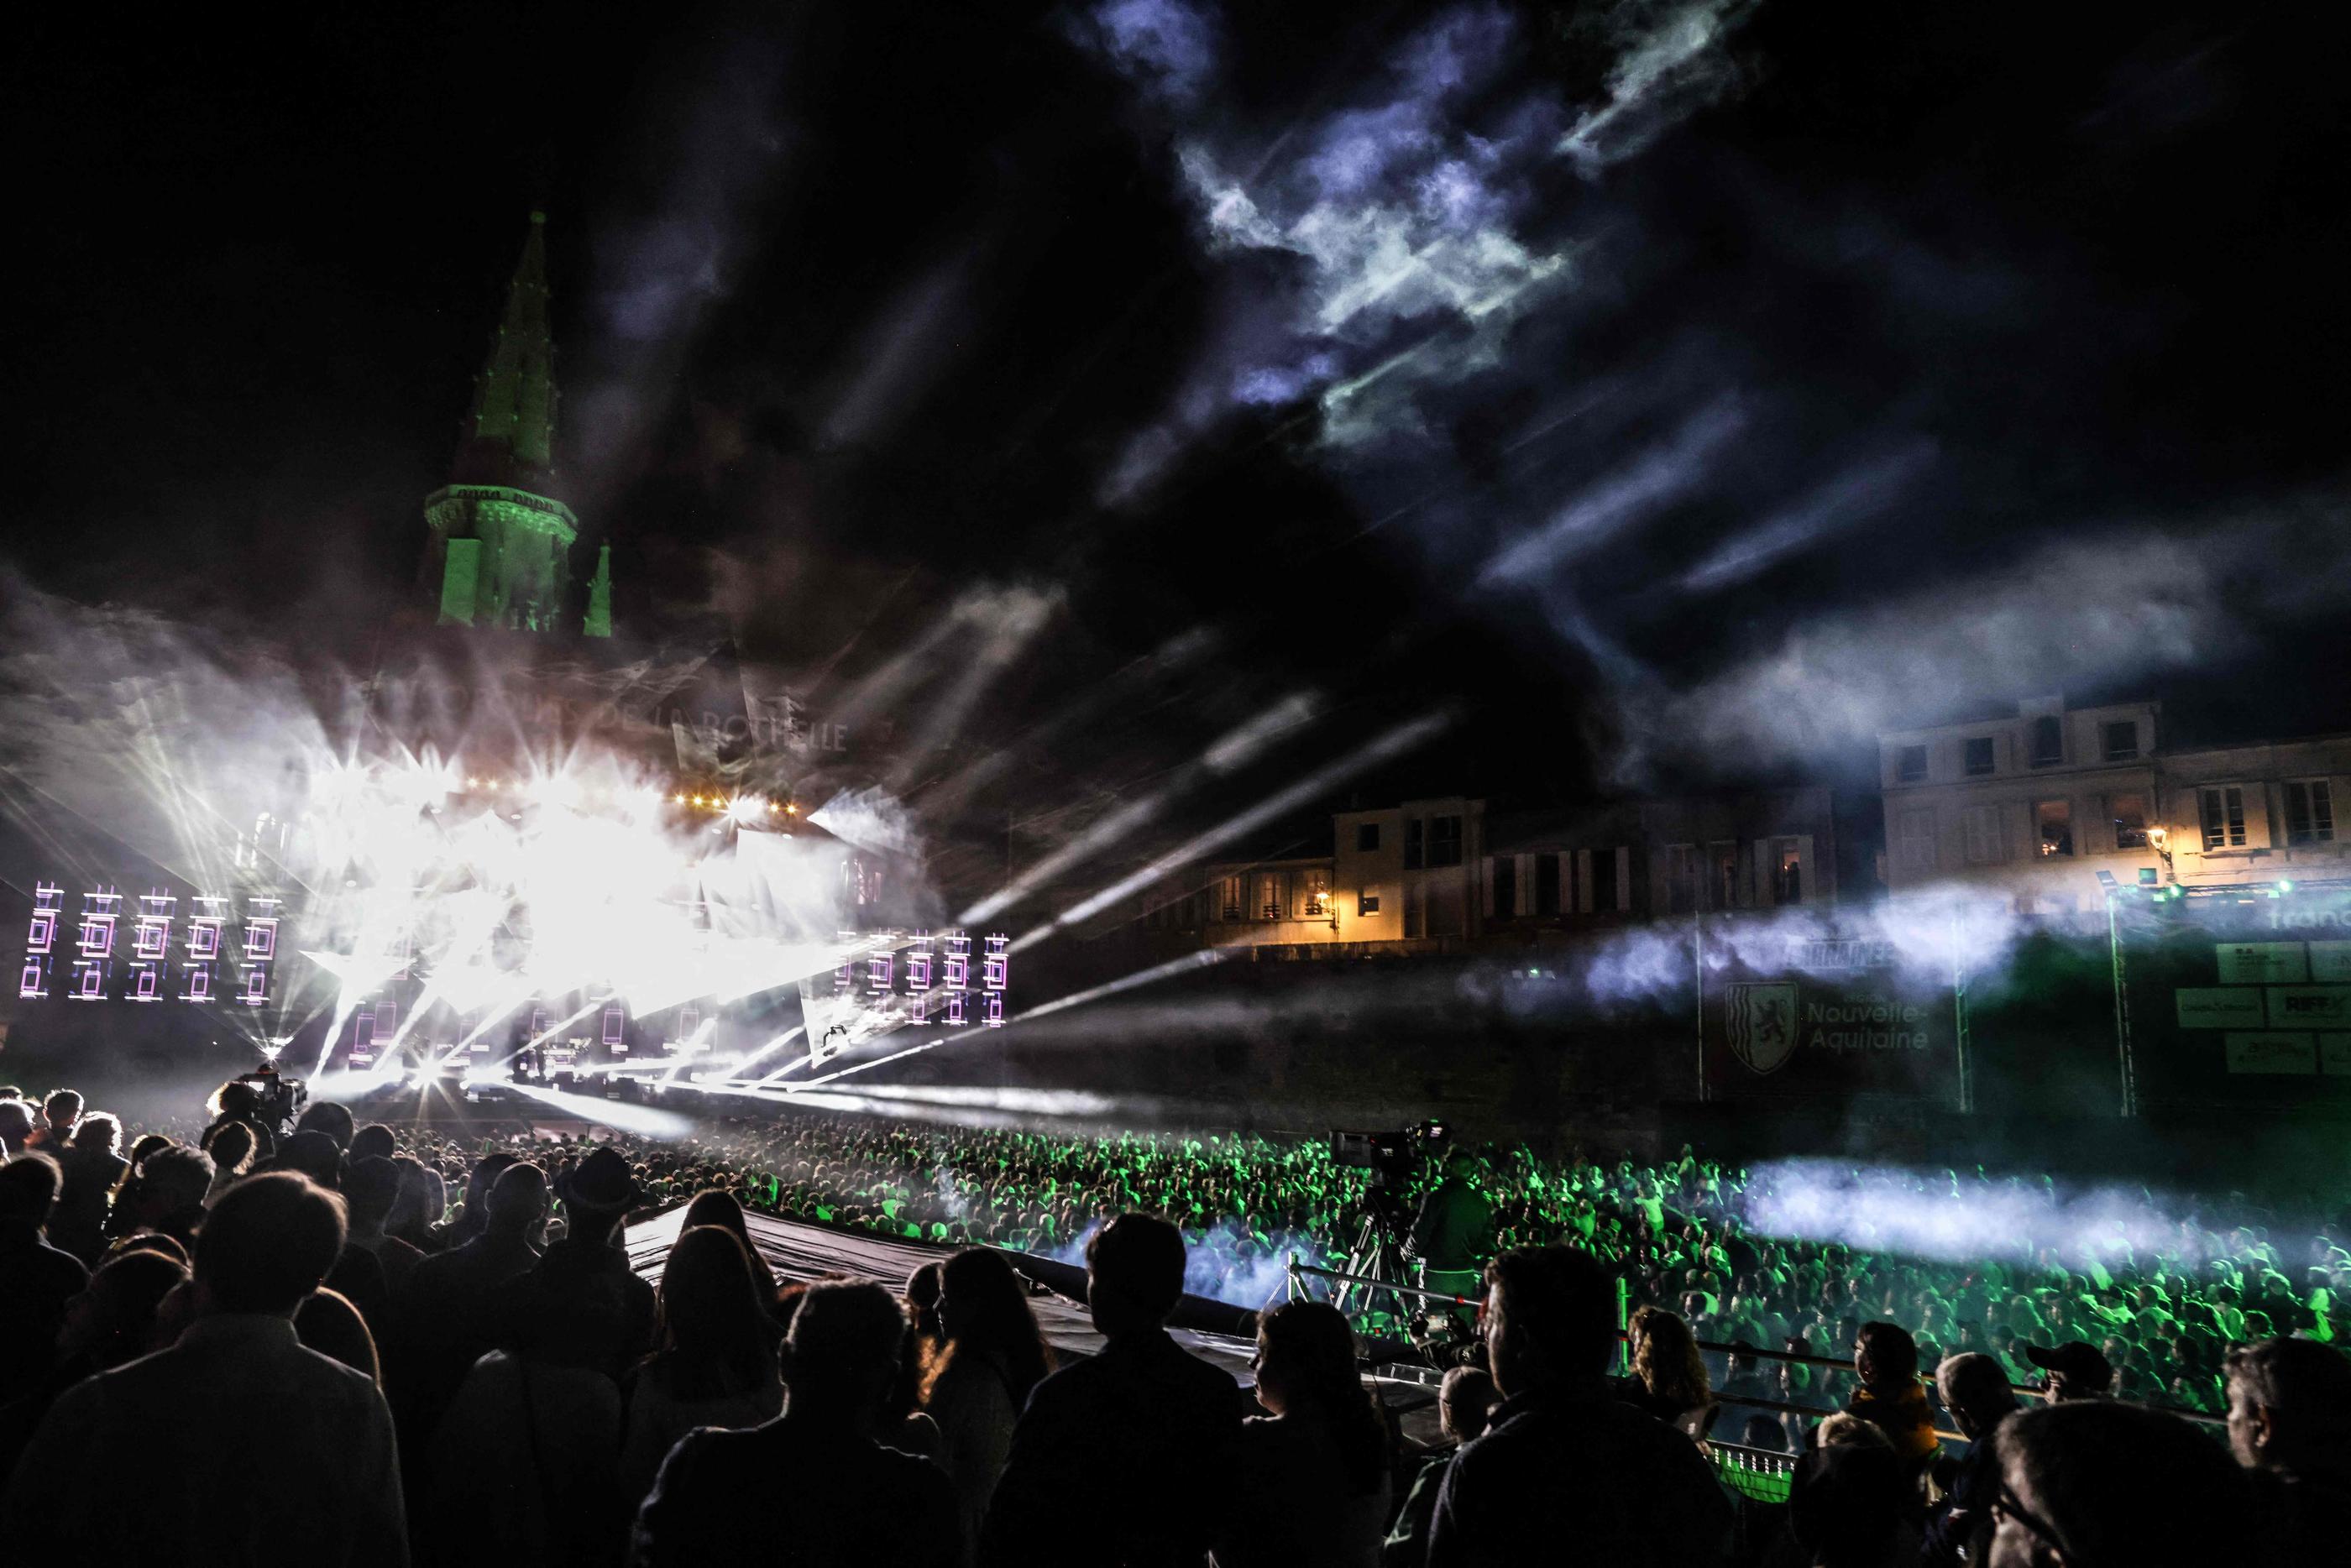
1,1080,2346,1566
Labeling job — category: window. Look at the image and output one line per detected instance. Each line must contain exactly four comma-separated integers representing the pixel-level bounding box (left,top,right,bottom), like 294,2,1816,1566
2030,716,2063,767
1895,809,1936,876
1357,890,1380,917
1254,871,1287,921
1666,844,1701,915
1427,815,1464,868
1896,745,1928,783
2036,799,2073,857
1403,819,1424,870
1356,823,1380,852
2102,721,2139,761
1964,737,1996,776
1535,853,1561,916
1301,870,1333,917
2199,787,2248,851
1590,847,1619,912
1961,805,2005,865
2286,781,2335,846
1490,856,1516,918
1772,840,1803,905
2108,792,2149,849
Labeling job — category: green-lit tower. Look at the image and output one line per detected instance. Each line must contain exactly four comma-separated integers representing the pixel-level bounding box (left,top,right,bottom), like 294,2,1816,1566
422,211,609,635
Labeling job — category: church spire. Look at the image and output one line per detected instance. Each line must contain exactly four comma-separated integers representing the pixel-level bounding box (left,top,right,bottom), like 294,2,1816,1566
466,210,558,475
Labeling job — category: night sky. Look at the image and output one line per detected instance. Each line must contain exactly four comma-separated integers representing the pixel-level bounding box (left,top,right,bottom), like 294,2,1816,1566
10,1,2349,844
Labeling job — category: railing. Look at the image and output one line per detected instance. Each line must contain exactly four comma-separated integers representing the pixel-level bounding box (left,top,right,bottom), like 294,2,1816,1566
1708,1441,1794,1504
1287,1254,2228,1434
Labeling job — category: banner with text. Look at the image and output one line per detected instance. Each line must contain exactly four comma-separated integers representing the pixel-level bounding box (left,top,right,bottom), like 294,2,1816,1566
1700,930,1960,1103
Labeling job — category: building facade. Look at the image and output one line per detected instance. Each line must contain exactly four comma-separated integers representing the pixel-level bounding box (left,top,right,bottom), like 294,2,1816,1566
1122,787,1843,957
1878,696,2348,908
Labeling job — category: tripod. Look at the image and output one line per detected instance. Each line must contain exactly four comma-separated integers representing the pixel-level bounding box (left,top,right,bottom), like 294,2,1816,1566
1327,1190,1415,1328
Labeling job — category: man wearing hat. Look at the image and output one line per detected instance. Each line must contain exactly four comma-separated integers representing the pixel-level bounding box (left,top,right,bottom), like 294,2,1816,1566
490,1146,655,1383
2024,1340,2113,1403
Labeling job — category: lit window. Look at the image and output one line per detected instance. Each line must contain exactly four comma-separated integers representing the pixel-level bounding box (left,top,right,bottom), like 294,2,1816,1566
1964,737,1996,776
2199,787,2247,850
1772,840,1803,905
1896,745,1928,783
2102,721,2139,761
2286,781,2335,846
2036,799,2073,857
1302,871,1333,917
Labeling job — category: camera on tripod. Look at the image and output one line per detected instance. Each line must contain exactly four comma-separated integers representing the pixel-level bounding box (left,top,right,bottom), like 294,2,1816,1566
1331,1119,1450,1190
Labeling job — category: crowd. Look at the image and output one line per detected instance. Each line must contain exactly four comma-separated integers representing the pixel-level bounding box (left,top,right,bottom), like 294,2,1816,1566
376,1105,2346,1420
0,1078,2346,1565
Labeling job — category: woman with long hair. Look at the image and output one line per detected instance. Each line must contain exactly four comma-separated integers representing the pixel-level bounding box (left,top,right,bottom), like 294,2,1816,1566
1619,1304,1715,1435
920,1247,1055,1545
619,1225,783,1497
680,1187,778,1301
1215,1299,1391,1567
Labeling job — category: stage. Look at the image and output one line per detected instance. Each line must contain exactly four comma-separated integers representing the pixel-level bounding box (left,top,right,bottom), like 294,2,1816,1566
622,1205,1443,1440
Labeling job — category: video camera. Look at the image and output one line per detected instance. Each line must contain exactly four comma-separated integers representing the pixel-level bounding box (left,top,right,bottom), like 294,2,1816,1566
1331,1119,1450,1189
231,1063,307,1137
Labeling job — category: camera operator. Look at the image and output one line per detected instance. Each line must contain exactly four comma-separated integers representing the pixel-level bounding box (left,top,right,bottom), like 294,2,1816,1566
203,1075,280,1163
1409,1145,1493,1308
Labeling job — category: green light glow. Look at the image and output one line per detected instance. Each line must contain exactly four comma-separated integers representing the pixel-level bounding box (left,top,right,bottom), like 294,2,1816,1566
437,538,481,626
421,212,611,636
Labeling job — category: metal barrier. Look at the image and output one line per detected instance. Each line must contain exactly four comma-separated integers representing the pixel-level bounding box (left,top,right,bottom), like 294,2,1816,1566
1707,1441,1795,1505
1288,1252,2227,1432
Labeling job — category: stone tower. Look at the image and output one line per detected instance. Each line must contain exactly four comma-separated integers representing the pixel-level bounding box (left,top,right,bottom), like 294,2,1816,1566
422,211,608,635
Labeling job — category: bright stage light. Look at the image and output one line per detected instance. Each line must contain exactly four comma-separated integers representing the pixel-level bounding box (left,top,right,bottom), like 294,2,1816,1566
726,796,763,826
531,773,581,811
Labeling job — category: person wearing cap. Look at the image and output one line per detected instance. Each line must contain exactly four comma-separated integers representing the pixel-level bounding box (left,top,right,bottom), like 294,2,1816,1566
2025,1341,2113,1403
490,1146,656,1385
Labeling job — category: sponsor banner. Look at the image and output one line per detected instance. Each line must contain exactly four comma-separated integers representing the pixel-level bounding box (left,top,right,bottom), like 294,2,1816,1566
2224,1032,2317,1074
2121,894,2351,1105
1703,935,1954,1100
2267,986,2351,1030
2214,943,2308,985
2175,988,2266,1030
